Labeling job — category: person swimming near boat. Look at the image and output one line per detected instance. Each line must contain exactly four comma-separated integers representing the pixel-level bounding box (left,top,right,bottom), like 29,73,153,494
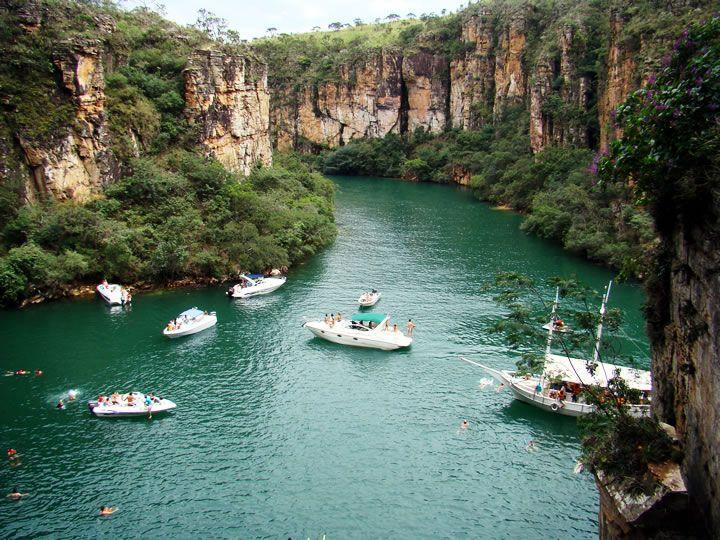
496,382,505,392
56,399,65,409
7,487,28,500
406,319,416,336
526,440,537,452
68,390,78,401
460,420,469,430
99,505,118,516
7,448,18,461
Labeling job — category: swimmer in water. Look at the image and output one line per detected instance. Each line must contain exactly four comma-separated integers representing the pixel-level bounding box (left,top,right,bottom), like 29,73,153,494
496,383,505,392
56,399,65,410
526,440,537,452
99,506,118,516
460,420,469,430
7,448,18,460
68,390,78,401
7,487,28,500
34,369,43,376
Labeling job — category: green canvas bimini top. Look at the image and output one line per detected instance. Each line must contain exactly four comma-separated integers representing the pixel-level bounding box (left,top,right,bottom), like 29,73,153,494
351,313,387,324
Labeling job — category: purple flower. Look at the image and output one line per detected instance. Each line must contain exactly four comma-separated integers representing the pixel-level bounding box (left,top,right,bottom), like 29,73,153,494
647,74,656,85
661,54,672,67
695,76,704,86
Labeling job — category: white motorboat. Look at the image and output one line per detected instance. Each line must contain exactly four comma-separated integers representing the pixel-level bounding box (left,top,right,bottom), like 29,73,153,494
227,274,286,298
88,392,176,417
303,312,412,351
462,282,652,417
97,282,130,306
163,307,217,338
358,289,381,307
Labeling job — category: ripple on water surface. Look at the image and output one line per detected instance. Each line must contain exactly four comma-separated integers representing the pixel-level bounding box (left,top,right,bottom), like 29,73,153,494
0,177,650,539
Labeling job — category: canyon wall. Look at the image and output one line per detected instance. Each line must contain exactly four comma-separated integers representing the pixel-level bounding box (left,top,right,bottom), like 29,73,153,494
184,51,272,175
272,50,448,149
647,212,720,537
269,7,601,153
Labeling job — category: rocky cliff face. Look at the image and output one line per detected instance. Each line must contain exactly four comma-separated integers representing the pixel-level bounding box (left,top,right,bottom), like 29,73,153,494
529,25,591,153
273,50,448,149
648,211,720,536
449,8,496,129
598,12,638,153
184,51,272,175
19,40,118,201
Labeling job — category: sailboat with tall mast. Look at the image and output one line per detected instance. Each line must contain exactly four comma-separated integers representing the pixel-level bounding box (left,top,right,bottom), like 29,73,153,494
462,281,652,417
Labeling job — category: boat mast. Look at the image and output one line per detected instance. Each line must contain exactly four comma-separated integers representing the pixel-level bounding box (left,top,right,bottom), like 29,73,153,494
592,281,613,364
544,287,560,360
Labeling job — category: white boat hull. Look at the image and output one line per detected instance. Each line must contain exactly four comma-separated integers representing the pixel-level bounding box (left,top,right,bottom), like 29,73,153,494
304,321,411,351
358,292,381,307
229,277,286,298
163,314,217,338
97,284,123,306
88,394,176,417
462,359,650,418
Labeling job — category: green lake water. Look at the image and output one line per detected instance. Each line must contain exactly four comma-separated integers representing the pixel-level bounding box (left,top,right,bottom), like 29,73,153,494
0,176,649,539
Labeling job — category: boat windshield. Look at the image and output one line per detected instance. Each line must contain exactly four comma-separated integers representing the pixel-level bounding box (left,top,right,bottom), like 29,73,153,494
350,313,387,325
179,308,204,319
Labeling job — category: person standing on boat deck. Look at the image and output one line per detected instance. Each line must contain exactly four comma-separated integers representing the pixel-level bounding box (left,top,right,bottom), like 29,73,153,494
535,382,542,395
557,386,567,408
406,319,416,336
392,323,398,333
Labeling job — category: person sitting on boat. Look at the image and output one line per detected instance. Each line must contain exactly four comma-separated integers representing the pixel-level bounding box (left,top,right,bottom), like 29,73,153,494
126,394,135,405
557,386,567,408
144,395,152,407
335,313,342,322
102,279,108,287
328,314,335,327
148,392,160,403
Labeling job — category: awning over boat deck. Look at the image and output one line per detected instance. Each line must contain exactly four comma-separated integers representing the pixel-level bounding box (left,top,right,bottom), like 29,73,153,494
544,354,652,391
179,308,204,318
350,313,388,324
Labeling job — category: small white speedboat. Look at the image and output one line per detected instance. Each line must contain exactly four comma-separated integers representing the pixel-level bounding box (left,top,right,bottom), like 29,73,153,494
303,312,412,351
163,307,217,338
97,282,129,306
88,392,176,417
227,274,286,299
358,289,381,307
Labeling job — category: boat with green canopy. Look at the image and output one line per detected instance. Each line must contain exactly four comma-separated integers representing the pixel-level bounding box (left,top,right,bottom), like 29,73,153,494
303,312,413,350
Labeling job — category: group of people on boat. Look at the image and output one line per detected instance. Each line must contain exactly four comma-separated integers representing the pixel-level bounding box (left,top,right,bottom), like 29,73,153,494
323,313,343,326
4,369,42,377
95,392,160,408
166,312,206,332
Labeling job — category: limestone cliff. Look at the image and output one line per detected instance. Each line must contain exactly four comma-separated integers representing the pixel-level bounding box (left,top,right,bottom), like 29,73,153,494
184,50,272,175
647,210,720,536
530,25,591,153
449,8,496,129
19,40,118,201
492,11,527,118
598,12,637,153
273,50,449,149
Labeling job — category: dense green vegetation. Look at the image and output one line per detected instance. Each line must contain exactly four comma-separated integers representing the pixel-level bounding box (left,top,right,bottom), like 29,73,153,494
315,110,655,278
0,1,336,306
0,151,335,306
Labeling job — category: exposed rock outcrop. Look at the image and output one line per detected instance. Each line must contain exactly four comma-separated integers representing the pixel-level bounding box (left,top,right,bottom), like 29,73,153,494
272,50,449,149
19,40,118,201
648,210,720,537
493,12,527,118
184,50,272,175
449,8,496,129
598,12,637,153
529,25,591,153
